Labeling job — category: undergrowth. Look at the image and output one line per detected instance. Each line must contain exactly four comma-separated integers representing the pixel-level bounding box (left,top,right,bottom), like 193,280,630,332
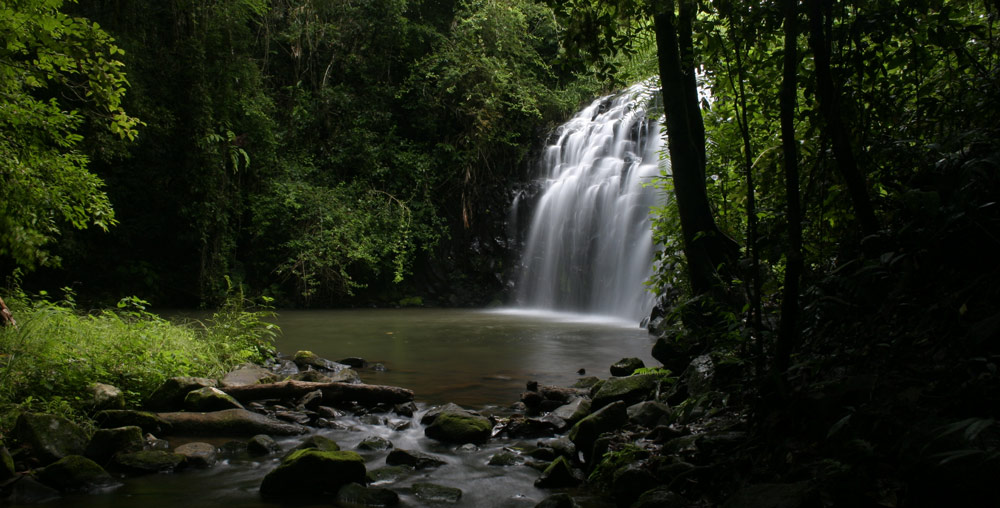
0,280,278,433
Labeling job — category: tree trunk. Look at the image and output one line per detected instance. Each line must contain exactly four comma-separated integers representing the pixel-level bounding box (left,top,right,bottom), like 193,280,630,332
221,380,414,405
775,0,803,378
654,1,738,297
807,0,879,238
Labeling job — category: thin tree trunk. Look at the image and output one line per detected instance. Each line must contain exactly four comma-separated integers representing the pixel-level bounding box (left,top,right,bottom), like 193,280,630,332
654,1,737,297
807,0,879,238
775,0,803,378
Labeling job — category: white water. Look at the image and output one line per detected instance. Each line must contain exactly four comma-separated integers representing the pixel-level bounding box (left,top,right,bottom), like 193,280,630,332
513,82,665,324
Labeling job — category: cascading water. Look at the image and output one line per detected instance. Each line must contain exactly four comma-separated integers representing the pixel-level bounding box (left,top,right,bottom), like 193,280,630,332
512,82,665,323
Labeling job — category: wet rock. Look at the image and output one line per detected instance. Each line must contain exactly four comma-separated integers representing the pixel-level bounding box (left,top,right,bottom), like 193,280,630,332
540,386,587,404
360,414,386,426
412,482,462,503
296,389,324,410
534,456,581,488
388,419,411,431
521,391,544,408
535,493,578,508
685,354,715,397
385,449,446,469
393,402,417,417
3,475,61,504
94,410,172,434
184,386,245,412
146,377,217,411
372,363,387,372
90,383,125,411
357,435,393,451
84,426,144,465
572,377,601,389
113,450,186,474
610,357,645,377
611,463,658,508
247,434,280,457
457,443,479,453
367,464,414,484
267,357,299,376
144,433,170,450
338,357,367,368
488,450,524,466
174,442,217,467
627,401,672,428
275,410,312,425
420,403,477,425
536,437,575,460
501,414,559,439
157,408,307,436
631,487,689,508
259,449,366,499
721,482,817,508
337,482,399,506
35,455,115,493
292,350,349,372
218,440,248,458
316,405,344,419
425,410,492,444
530,447,556,461
289,434,340,455
567,401,628,463
591,374,659,410
288,368,360,383
13,413,88,466
550,397,591,427
220,365,277,388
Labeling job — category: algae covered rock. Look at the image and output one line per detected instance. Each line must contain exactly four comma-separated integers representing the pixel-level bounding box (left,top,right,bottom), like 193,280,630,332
424,411,492,444
35,455,116,493
534,456,581,488
84,426,144,465
259,449,366,499
13,412,88,466
113,450,186,474
591,374,659,409
183,387,245,412
146,377,217,411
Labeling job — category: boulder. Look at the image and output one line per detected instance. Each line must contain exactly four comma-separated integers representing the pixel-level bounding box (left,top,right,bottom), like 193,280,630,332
90,383,125,411
259,449,366,499
385,449,446,469
113,450,186,475
174,442,217,467
357,435,394,451
247,434,280,457
412,482,462,503
627,401,672,428
146,377,217,411
591,374,659,409
35,455,116,493
337,482,399,507
156,409,307,436
488,450,524,466
183,387,245,412
424,411,492,444
534,456,581,488
220,365,278,387
610,357,645,377
13,413,88,466
550,397,591,427
567,401,628,463
94,410,172,434
84,426,144,465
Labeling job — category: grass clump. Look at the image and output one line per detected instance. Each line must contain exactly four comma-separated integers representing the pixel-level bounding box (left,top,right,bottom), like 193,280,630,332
0,283,278,432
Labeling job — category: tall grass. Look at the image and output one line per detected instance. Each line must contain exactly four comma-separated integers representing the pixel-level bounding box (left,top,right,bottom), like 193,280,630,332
0,284,278,431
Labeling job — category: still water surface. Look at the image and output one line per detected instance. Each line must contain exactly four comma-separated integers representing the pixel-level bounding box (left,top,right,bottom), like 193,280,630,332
36,308,655,508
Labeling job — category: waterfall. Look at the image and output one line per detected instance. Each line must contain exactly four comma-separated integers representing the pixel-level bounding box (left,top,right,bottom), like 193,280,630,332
512,82,665,323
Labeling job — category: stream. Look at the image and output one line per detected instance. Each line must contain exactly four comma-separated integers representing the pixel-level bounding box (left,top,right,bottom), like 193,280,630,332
47,308,656,507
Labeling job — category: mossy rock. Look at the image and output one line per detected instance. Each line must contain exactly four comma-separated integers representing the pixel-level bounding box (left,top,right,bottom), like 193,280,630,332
247,434,280,457
610,357,645,377
534,456,581,488
146,377,217,411
385,449,447,469
35,455,115,493
591,374,659,409
412,482,462,503
174,442,217,468
113,450,186,475
13,412,88,466
357,435,393,451
93,410,172,434
90,383,125,411
337,482,400,506
366,465,414,485
84,426,144,465
487,450,523,466
259,449,366,499
424,412,492,444
567,401,627,463
183,387,244,412
288,434,340,456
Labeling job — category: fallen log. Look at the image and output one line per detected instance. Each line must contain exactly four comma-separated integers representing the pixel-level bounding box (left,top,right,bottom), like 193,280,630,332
220,380,414,405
